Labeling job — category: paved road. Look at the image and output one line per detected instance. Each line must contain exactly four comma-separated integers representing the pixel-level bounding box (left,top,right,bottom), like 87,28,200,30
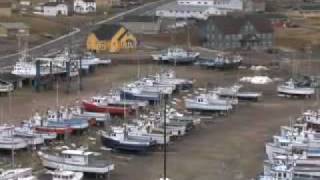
0,0,169,68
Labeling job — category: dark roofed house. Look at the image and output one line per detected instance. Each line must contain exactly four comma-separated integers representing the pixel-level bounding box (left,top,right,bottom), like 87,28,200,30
0,1,12,17
120,15,161,34
198,14,274,50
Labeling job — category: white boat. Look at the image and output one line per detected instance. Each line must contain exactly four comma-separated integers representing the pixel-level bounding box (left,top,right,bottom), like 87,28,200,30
71,107,110,125
277,79,315,97
125,124,171,145
81,52,111,66
49,169,83,180
151,47,199,64
11,61,51,78
0,168,36,180
37,149,114,174
14,127,45,146
0,125,28,150
185,94,233,112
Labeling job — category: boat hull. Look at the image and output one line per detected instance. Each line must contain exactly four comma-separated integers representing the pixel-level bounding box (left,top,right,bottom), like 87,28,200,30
82,101,132,116
100,135,155,152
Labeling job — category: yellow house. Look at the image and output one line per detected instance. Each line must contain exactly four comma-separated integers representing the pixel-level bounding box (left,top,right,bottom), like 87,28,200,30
86,24,137,53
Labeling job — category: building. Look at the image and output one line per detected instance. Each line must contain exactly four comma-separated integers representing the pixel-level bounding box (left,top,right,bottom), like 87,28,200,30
198,15,274,50
244,0,266,12
0,1,12,17
96,0,121,7
43,2,68,16
120,16,161,34
0,23,30,38
156,0,243,19
86,24,137,53
74,0,96,14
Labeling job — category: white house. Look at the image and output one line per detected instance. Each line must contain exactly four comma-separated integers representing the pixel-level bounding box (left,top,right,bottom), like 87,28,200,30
177,0,244,10
74,0,96,14
43,2,68,16
156,0,244,19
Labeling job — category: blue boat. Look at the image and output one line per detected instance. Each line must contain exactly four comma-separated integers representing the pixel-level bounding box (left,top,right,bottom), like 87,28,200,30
100,127,157,153
120,86,161,104
46,110,89,132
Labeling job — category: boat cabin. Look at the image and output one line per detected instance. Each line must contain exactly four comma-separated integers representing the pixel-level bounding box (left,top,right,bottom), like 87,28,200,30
61,150,93,166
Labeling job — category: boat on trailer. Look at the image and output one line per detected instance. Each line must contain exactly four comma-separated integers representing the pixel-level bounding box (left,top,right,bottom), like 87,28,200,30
0,168,36,180
185,94,233,112
100,127,157,152
0,125,28,150
277,79,315,98
82,96,133,117
37,149,114,175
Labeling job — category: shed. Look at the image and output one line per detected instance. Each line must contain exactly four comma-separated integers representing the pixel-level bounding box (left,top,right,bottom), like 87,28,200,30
0,1,12,17
0,22,30,38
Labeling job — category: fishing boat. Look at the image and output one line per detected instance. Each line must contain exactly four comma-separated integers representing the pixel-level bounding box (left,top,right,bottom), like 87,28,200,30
70,107,111,126
46,110,89,132
14,126,45,146
104,92,149,108
81,52,111,66
50,169,83,180
277,79,315,97
82,96,133,116
0,125,28,150
120,86,161,104
125,122,171,145
154,70,193,90
0,168,36,180
151,47,200,64
195,54,242,70
30,113,73,136
212,85,262,102
37,149,114,175
100,127,157,152
185,94,233,112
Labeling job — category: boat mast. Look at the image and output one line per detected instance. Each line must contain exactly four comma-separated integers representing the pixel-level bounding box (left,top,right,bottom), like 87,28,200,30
163,94,167,180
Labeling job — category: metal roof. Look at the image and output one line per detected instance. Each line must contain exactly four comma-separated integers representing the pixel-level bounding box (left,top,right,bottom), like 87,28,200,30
157,2,209,11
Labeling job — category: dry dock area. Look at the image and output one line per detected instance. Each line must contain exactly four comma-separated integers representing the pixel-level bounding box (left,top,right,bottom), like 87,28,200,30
0,63,318,180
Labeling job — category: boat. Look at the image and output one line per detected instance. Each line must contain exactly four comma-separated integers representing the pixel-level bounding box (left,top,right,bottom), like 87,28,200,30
0,125,28,150
151,47,200,64
212,85,262,102
82,96,134,116
125,123,171,145
14,126,45,146
0,168,36,180
29,113,73,136
153,70,193,90
70,107,111,126
81,52,111,66
49,169,83,180
185,94,233,112
277,79,315,97
195,54,242,70
37,149,114,175
100,127,157,152
120,86,161,104
46,110,89,132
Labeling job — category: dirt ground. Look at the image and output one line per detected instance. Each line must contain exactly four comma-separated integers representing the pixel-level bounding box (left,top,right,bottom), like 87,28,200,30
0,61,319,180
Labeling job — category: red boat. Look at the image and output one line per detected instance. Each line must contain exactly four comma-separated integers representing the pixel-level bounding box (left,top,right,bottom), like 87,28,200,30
35,126,73,135
82,100,133,116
